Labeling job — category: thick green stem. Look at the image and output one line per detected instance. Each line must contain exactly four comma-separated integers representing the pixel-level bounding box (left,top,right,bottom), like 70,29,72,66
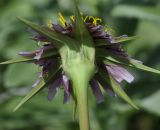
73,79,90,130
63,60,95,130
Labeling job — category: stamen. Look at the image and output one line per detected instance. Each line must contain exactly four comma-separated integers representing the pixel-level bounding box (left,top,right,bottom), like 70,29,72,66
83,16,89,22
89,16,102,25
70,15,75,22
93,18,102,25
89,16,94,23
47,20,53,28
58,12,67,27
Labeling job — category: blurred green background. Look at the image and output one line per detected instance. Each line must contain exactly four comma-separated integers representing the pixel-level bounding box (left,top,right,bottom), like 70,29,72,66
0,0,160,130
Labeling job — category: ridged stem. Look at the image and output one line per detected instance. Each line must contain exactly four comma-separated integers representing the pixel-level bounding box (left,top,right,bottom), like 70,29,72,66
63,59,95,130
73,78,90,130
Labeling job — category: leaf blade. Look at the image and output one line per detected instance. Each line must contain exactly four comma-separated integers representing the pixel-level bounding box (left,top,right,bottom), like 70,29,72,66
74,1,95,61
0,51,58,65
96,49,160,74
114,36,137,43
98,69,139,109
108,75,139,109
13,78,46,112
17,17,77,50
95,36,136,47
0,57,34,65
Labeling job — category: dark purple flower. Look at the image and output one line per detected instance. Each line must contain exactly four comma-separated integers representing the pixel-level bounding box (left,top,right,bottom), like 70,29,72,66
18,13,139,103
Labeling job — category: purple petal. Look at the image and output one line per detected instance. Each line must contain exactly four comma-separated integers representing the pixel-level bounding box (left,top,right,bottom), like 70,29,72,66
38,72,43,78
62,75,70,94
32,79,41,88
33,34,47,42
47,77,62,101
109,36,116,43
43,44,54,51
63,91,70,104
62,75,71,104
19,51,35,57
34,48,43,60
42,60,54,75
106,65,134,83
89,25,103,33
34,59,46,66
131,59,143,64
34,45,54,60
53,24,64,33
120,34,128,38
93,31,106,38
62,30,71,34
90,79,104,103
96,77,116,97
101,84,116,97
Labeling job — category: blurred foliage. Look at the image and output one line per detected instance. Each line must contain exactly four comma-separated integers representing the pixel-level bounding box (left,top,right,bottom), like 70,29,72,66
0,0,160,130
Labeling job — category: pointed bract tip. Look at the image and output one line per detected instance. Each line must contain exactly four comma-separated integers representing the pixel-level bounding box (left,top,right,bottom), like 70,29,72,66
13,106,19,112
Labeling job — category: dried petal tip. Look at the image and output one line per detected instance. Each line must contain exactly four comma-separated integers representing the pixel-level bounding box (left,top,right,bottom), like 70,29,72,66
47,77,62,101
105,65,134,83
90,79,104,103
19,51,34,57
62,75,71,104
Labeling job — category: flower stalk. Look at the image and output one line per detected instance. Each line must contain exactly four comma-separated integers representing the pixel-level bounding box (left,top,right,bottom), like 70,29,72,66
74,79,89,130
64,59,95,130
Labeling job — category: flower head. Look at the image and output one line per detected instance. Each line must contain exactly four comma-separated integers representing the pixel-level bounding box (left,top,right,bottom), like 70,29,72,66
18,12,138,104
1,1,160,130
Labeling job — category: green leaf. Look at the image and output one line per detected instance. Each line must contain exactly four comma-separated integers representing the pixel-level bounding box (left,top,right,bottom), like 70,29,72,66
98,69,139,109
129,60,160,74
96,49,160,74
0,57,34,65
74,0,86,40
74,0,95,61
13,78,46,112
95,36,136,46
0,51,57,65
114,36,137,43
111,5,160,23
17,17,78,50
13,64,61,111
108,75,139,109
